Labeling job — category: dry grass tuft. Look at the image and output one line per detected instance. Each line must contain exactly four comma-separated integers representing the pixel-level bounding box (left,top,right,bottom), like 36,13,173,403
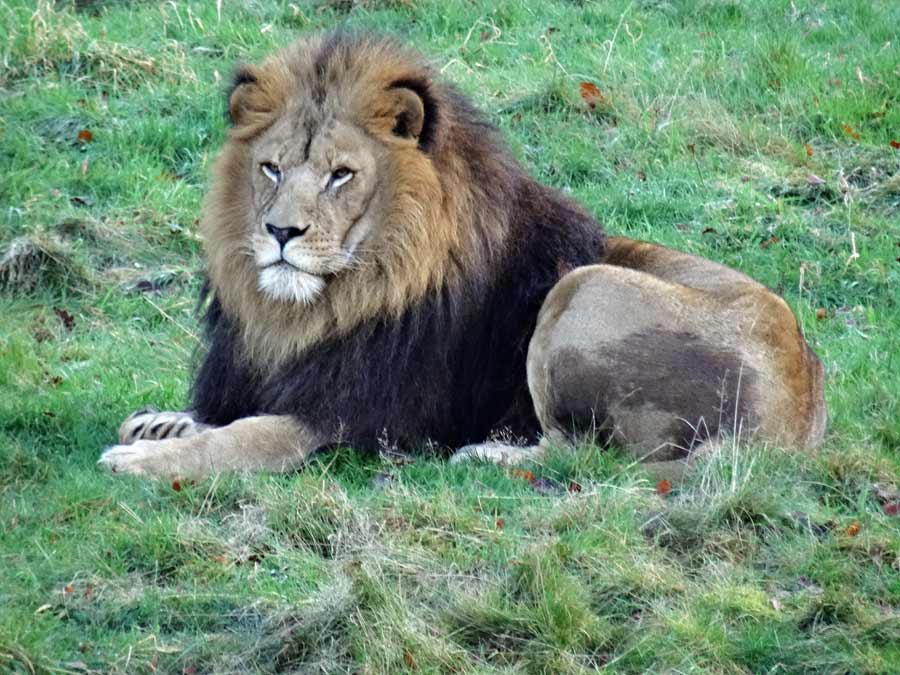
0,235,88,295
3,1,196,87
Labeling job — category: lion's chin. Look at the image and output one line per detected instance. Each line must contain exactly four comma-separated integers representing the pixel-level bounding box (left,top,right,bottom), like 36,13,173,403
258,264,326,305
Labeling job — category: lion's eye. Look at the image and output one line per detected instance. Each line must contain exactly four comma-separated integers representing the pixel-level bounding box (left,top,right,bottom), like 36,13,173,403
330,167,354,189
260,162,282,185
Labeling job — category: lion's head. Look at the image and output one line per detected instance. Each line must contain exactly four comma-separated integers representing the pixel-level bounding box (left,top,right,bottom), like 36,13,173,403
201,34,512,363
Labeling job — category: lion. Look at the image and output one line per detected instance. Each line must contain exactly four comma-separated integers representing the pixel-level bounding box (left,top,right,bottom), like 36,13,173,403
99,33,825,479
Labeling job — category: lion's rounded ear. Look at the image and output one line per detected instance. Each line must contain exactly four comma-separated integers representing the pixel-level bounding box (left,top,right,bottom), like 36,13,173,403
227,65,262,126
390,87,425,141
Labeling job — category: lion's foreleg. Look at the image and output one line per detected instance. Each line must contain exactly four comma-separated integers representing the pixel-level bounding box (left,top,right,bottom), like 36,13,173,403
99,415,319,478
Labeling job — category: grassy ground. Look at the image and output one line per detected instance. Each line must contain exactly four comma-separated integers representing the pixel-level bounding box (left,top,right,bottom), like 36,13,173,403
1,0,899,672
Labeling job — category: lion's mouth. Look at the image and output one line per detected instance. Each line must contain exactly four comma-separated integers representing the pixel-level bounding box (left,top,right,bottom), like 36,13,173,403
264,259,301,271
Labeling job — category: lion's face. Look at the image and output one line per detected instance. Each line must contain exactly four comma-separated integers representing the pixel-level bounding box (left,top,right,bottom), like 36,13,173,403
248,116,384,304
201,35,505,360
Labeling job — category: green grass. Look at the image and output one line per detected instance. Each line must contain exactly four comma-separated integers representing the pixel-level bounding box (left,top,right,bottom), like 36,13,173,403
2,0,899,672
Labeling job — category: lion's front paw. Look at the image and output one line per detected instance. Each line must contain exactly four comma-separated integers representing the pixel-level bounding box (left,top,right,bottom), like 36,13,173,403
118,407,206,444
98,440,176,477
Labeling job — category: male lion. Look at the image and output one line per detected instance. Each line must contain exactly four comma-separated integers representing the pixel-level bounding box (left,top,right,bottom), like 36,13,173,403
99,33,825,479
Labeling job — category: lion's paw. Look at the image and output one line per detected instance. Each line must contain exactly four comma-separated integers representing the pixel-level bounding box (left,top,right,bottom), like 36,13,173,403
118,407,204,444
98,440,174,477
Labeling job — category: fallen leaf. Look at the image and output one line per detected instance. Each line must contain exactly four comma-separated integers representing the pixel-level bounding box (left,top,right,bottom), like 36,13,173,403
172,479,182,492
54,308,75,330
890,140,900,149
64,584,74,594
884,502,900,517
579,81,603,109
76,129,93,143
760,235,780,249
805,143,814,157
656,479,672,496
816,308,828,321
511,468,535,482
495,517,505,529
841,124,860,140
845,521,861,537
567,480,582,493
404,649,418,670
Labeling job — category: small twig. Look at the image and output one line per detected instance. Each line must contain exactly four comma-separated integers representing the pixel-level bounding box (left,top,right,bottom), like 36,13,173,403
845,231,859,267
603,0,635,75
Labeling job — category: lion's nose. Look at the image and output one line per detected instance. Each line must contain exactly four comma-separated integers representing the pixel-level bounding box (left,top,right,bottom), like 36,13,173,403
265,223,309,248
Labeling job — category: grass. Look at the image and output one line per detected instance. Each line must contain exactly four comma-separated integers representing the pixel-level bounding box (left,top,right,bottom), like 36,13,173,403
1,0,899,672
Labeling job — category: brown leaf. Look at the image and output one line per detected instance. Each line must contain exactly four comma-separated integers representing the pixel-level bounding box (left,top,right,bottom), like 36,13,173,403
805,144,814,157
64,584,74,594
815,308,828,321
495,517,505,530
579,81,603,109
890,139,900,149
54,308,75,331
76,129,93,143
404,649,418,670
760,235,780,249
656,479,672,496
511,468,535,482
884,502,900,517
172,479,182,492
844,521,861,537
841,124,860,140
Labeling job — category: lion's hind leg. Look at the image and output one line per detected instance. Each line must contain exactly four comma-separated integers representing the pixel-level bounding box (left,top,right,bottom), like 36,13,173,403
118,407,212,444
526,242,826,480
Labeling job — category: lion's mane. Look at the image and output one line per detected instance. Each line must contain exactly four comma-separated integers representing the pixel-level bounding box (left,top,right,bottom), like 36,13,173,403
191,33,604,451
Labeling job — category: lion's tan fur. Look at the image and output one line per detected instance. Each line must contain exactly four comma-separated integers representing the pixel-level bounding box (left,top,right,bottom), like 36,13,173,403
527,237,826,463
202,36,510,365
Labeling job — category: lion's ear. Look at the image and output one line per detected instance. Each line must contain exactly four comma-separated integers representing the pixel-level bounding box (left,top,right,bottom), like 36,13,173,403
379,80,436,149
390,87,425,140
227,65,263,126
